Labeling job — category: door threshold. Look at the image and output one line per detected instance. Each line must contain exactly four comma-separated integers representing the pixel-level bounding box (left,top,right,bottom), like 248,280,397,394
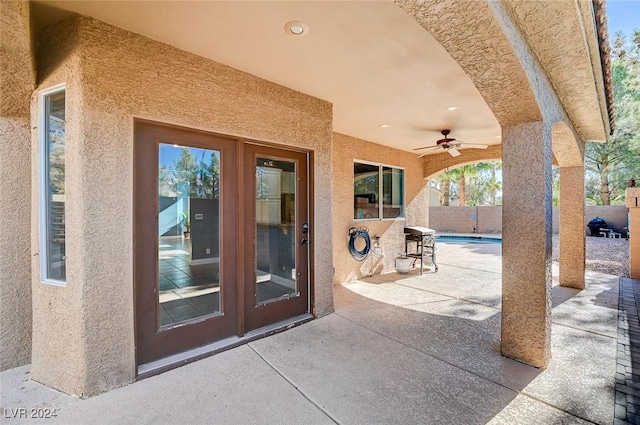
137,313,314,379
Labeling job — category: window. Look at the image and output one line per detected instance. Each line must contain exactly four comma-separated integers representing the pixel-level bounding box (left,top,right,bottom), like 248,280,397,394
354,161,404,220
40,85,66,284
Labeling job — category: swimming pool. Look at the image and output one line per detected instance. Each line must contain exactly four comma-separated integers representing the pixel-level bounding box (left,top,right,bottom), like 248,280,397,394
436,235,502,244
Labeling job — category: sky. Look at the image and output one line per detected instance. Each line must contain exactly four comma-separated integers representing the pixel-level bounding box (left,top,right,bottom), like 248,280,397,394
159,143,216,170
607,0,640,37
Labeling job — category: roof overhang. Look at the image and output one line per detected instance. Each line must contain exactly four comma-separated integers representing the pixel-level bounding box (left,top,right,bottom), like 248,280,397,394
502,0,613,142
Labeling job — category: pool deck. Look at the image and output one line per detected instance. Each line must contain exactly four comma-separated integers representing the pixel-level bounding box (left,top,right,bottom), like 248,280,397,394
437,232,502,238
0,239,623,425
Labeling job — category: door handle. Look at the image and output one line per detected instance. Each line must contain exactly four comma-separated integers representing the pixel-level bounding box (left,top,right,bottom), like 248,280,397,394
302,223,309,234
300,238,308,246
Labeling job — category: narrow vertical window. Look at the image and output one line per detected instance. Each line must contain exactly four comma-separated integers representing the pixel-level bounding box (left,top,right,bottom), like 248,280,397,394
354,162,380,219
382,166,404,218
40,86,66,284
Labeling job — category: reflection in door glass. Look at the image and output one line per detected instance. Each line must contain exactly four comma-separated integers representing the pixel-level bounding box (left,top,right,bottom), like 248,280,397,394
157,143,221,326
255,157,297,304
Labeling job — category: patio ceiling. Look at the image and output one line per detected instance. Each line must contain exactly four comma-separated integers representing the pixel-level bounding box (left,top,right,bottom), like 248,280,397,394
32,0,502,155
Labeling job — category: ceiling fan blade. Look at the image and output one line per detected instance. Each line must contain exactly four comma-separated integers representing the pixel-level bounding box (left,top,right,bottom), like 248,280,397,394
413,145,439,151
459,143,489,149
448,148,461,157
417,150,440,158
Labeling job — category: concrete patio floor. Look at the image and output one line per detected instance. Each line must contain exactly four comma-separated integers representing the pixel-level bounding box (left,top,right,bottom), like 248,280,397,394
1,241,618,424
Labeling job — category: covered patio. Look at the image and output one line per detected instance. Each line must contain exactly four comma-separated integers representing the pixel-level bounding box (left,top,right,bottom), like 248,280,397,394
2,241,620,424
0,0,615,400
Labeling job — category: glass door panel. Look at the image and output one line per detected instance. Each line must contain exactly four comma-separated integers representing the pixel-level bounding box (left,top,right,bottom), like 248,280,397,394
135,120,238,366
158,143,222,326
255,157,298,305
244,144,309,332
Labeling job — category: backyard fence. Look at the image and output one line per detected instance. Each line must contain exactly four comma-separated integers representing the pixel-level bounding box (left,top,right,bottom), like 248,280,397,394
428,205,629,235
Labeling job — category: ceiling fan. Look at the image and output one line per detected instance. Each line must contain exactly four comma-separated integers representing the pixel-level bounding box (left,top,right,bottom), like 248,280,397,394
413,130,488,158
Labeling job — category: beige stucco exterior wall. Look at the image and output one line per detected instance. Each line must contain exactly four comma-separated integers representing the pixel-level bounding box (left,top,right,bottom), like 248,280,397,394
0,0,35,371
501,121,553,368
581,206,630,234
628,188,640,279
31,16,333,397
488,2,586,168
559,166,586,289
503,0,610,141
30,18,90,396
332,133,427,284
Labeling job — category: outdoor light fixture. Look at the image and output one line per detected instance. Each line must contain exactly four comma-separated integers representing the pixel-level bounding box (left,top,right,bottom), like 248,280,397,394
285,21,309,36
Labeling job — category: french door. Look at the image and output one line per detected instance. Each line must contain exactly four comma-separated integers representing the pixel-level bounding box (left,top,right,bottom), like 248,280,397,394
243,143,310,331
134,120,310,367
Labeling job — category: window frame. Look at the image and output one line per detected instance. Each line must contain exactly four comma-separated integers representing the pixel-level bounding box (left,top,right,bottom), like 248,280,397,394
353,159,405,221
39,83,67,286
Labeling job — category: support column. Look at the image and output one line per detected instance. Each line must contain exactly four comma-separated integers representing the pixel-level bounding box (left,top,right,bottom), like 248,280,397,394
628,188,640,279
0,0,35,371
559,166,585,288
0,118,32,371
501,122,553,368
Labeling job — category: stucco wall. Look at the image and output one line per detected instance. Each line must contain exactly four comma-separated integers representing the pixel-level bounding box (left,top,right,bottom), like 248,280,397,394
580,206,630,235
30,19,88,396
428,206,503,234
332,133,428,284
429,205,629,235
32,16,333,397
0,118,33,371
628,188,640,278
0,0,35,371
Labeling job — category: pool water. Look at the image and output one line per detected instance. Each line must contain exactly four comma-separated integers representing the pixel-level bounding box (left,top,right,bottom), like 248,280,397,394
436,235,502,244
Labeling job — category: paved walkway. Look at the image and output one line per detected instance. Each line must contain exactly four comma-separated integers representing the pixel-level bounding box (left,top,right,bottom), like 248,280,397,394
615,277,640,425
0,242,621,424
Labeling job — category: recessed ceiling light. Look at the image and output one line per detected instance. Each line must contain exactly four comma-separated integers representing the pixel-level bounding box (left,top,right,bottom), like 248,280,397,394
496,135,501,139
379,124,390,128
447,106,457,111
285,21,309,37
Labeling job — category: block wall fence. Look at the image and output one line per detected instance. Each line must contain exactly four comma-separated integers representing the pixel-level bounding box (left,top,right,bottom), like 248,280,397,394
429,205,629,235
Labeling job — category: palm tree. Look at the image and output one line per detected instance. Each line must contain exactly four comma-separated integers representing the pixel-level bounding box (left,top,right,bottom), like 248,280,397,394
435,172,452,206
437,167,468,206
486,161,502,206
457,164,490,206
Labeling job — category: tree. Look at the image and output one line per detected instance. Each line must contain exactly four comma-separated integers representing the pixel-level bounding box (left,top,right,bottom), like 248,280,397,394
440,167,468,206
485,161,502,206
455,164,491,206
585,29,640,205
435,172,452,206
435,161,503,206
174,147,198,197
552,167,560,206
207,153,220,198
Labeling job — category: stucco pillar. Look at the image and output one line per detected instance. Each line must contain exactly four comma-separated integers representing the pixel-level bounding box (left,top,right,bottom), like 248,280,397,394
628,188,640,279
0,0,34,371
559,166,585,289
501,122,553,368
0,118,32,371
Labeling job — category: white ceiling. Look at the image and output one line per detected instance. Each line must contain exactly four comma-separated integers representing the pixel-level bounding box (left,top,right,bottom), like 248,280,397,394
33,1,501,155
